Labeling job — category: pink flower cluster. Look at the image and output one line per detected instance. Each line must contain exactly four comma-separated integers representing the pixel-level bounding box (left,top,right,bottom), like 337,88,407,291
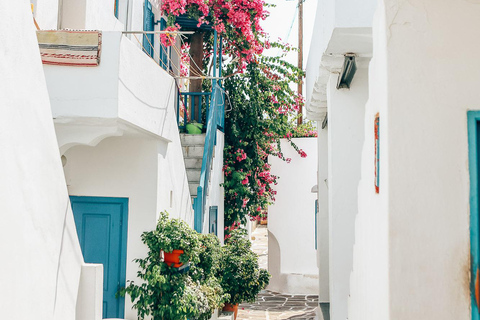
236,149,247,162
160,26,180,47
180,43,190,77
161,0,268,71
224,221,241,240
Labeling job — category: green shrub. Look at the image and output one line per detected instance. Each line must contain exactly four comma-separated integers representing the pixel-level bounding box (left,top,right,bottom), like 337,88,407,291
219,228,270,305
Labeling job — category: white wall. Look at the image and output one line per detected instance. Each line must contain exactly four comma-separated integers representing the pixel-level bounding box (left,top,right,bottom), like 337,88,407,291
347,5,389,319
202,130,225,243
44,32,178,143
349,1,480,319
34,0,60,29
327,67,367,320
268,138,319,294
64,136,193,319
306,0,376,114
0,1,84,319
317,126,329,303
60,0,124,30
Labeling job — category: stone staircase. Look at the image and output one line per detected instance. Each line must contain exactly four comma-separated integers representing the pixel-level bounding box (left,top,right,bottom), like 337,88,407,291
180,133,206,203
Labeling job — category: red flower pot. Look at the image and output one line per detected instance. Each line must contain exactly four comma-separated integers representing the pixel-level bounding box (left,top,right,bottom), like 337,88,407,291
223,303,239,319
163,249,184,268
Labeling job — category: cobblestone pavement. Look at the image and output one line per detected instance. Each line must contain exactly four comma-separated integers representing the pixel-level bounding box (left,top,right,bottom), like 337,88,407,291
250,225,268,270
237,225,319,320
238,290,319,320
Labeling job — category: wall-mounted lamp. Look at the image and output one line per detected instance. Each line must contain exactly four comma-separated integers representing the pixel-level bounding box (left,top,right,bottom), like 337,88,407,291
336,53,357,89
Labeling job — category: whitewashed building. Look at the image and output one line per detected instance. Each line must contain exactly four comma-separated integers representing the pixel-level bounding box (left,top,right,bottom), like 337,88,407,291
307,0,480,320
305,0,376,318
267,138,319,294
1,0,225,319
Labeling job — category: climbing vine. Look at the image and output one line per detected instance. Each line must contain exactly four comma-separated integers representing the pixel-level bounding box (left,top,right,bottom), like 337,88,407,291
222,42,315,226
159,0,316,227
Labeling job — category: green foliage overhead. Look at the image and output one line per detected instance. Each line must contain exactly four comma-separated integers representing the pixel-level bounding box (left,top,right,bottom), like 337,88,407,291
222,42,315,227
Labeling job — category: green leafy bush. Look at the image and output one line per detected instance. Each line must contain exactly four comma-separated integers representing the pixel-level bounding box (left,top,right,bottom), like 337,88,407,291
120,212,217,320
219,229,270,305
120,213,267,319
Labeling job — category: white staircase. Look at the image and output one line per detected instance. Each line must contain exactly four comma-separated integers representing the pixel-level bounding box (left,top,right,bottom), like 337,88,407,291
181,133,206,202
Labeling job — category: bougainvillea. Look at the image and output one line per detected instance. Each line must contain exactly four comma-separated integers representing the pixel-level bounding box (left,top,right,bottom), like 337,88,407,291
222,42,314,226
160,0,268,71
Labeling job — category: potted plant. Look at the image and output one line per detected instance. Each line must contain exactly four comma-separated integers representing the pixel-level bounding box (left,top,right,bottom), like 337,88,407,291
219,228,270,319
186,121,204,134
143,211,200,268
120,212,231,320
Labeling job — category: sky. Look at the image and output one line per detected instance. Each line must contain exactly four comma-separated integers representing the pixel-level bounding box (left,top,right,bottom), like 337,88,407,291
261,0,318,69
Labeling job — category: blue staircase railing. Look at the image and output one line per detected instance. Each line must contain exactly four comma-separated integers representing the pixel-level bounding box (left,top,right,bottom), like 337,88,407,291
192,31,224,233
193,83,224,232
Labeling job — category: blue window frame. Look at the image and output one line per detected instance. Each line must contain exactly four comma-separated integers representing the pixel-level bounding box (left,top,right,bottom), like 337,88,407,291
143,1,154,58
209,206,218,235
159,18,169,70
114,0,119,18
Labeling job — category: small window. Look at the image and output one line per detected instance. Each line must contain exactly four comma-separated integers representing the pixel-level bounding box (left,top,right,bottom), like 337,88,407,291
143,1,155,58
209,206,218,235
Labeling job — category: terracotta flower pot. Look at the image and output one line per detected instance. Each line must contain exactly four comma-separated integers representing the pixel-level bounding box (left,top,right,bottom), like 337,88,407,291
163,249,184,268
223,303,239,319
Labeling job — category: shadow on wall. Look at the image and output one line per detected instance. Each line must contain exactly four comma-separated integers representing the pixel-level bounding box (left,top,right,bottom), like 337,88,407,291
267,230,319,294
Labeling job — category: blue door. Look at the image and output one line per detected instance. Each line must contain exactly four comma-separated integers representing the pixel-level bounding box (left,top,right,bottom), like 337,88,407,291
468,111,480,320
70,196,128,319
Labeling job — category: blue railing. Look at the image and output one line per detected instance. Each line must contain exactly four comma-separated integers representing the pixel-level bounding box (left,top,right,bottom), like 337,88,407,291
176,92,212,132
192,31,224,233
193,83,224,232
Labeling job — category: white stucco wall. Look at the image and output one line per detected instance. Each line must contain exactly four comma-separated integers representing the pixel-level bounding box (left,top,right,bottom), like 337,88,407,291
347,5,389,319
349,1,479,319
316,127,329,303
268,138,319,294
34,0,60,29
202,130,225,243
306,0,376,113
0,2,84,319
44,32,177,140
63,135,193,319
60,0,124,30
327,67,367,320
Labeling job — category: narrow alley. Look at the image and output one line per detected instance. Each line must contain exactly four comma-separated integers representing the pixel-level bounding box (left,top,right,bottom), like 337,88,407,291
237,226,320,320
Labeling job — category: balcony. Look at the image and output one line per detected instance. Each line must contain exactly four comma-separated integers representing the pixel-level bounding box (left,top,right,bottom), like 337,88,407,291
41,31,178,153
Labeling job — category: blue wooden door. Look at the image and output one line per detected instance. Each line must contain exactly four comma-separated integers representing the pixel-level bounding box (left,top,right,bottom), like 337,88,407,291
70,196,128,319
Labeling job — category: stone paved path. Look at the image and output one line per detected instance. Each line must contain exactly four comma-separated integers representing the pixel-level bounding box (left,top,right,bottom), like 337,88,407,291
250,224,268,270
238,290,319,320
236,225,319,320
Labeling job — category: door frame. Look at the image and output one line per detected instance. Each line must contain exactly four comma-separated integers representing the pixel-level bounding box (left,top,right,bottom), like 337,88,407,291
70,196,129,318
468,111,480,320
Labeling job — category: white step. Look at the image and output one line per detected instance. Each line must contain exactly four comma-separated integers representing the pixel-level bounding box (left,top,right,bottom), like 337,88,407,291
184,158,203,169
180,133,206,146
189,183,199,196
186,168,201,182
182,145,204,158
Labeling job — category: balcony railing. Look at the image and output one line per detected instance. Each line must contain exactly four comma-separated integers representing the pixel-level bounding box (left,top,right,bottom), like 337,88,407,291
193,82,224,232
176,92,212,132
